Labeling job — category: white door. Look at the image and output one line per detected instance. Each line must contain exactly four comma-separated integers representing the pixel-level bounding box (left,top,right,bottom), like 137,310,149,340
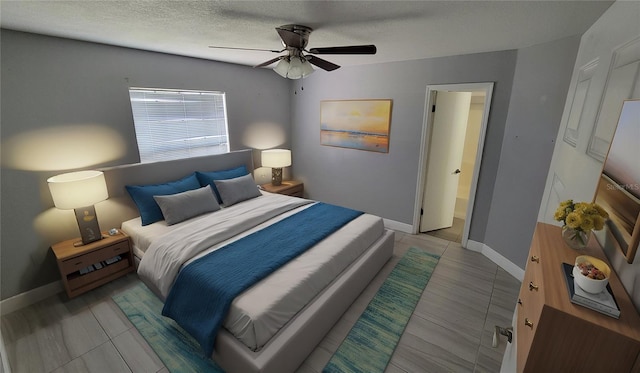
420,91,472,232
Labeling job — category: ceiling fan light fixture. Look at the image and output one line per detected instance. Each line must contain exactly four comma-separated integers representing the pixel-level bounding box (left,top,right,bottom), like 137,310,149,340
272,56,314,79
301,58,315,77
287,57,304,79
274,58,290,78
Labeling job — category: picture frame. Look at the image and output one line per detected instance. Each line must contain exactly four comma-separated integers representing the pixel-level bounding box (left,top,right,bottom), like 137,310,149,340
594,99,640,263
320,99,392,153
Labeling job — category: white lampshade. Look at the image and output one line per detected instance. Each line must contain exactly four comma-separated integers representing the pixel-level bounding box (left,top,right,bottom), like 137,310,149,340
262,149,292,168
47,170,108,209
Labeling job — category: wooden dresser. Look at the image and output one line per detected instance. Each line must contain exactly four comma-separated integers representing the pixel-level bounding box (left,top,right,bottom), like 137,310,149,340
515,223,640,372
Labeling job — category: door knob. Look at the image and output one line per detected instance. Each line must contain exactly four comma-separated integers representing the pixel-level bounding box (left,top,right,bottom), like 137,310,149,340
492,325,513,347
453,169,461,174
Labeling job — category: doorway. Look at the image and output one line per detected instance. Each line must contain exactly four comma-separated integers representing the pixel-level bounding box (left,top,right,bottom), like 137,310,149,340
412,83,494,247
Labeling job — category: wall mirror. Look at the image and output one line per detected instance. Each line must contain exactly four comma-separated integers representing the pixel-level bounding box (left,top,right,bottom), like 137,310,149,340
594,99,640,263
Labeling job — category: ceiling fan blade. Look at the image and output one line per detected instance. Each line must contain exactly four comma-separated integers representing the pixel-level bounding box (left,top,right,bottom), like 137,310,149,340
209,45,282,53
276,27,306,49
308,45,377,55
307,55,340,72
254,56,283,68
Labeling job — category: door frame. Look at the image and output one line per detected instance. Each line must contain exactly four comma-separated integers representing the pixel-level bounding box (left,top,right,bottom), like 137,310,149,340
412,82,494,247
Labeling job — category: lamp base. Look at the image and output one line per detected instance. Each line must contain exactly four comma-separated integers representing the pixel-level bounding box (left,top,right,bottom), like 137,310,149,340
74,206,103,245
271,167,283,186
73,237,106,247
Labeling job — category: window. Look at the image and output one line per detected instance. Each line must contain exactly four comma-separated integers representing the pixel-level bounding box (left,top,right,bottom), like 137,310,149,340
128,87,230,163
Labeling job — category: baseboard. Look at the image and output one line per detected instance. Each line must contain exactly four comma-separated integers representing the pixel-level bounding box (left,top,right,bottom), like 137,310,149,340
383,218,413,234
0,281,63,316
467,240,524,282
383,220,523,280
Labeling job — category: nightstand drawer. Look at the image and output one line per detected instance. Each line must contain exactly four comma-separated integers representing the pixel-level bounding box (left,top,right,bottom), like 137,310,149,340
60,240,130,274
67,259,131,292
261,180,304,197
281,184,303,197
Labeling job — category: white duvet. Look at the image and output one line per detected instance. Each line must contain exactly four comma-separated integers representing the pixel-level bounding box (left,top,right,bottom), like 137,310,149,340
137,193,312,299
134,192,384,351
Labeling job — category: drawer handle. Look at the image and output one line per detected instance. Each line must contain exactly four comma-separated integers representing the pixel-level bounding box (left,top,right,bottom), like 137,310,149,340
517,298,523,306
524,318,534,329
74,261,83,266
530,255,540,263
528,282,539,291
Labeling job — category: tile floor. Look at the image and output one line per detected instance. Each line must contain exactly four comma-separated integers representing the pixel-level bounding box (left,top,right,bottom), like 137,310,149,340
425,217,465,243
1,232,520,373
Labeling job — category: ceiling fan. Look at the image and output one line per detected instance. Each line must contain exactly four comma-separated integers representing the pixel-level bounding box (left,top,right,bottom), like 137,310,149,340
209,24,377,79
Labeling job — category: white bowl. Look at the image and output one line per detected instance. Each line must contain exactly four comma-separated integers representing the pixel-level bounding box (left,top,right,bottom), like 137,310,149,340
573,255,610,294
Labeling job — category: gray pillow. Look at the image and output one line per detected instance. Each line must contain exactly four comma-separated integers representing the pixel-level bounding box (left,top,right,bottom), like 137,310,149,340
213,173,261,206
153,185,221,225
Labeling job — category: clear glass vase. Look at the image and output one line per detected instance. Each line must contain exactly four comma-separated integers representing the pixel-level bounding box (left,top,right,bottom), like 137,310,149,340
561,225,590,250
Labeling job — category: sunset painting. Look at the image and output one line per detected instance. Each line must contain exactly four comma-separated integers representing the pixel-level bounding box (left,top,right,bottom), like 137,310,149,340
320,99,392,153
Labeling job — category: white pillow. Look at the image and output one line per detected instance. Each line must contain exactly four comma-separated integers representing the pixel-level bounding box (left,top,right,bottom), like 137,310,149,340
153,185,221,225
213,173,262,206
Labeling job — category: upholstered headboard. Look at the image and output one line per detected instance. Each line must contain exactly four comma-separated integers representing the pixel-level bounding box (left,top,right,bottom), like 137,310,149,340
97,149,254,230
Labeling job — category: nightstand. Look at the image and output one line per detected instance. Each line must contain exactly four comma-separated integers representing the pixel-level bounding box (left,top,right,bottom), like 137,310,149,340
261,180,304,197
51,231,135,298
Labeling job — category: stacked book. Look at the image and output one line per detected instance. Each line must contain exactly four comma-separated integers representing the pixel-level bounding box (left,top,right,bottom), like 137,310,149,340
562,263,620,319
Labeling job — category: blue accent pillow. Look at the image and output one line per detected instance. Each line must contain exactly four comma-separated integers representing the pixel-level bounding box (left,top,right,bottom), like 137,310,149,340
196,165,249,203
126,173,201,226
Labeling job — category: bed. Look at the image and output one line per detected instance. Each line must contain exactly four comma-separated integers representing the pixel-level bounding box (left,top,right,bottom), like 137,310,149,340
99,149,395,373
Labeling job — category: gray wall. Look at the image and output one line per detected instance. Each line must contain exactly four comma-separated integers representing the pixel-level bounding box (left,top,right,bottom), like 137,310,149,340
484,35,581,267
291,37,580,269
0,30,291,300
290,50,518,243
1,28,581,300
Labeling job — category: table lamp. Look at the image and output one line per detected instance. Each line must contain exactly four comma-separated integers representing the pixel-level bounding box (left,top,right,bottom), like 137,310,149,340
47,170,108,246
262,149,291,186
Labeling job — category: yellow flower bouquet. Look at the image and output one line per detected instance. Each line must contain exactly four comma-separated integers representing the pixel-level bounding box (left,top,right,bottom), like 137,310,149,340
554,199,609,249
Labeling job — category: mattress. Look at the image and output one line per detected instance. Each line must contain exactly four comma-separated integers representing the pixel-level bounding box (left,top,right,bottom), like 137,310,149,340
123,192,384,351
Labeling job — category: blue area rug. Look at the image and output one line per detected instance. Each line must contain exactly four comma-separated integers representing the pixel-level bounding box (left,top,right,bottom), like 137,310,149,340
112,283,223,373
112,247,439,373
323,247,440,373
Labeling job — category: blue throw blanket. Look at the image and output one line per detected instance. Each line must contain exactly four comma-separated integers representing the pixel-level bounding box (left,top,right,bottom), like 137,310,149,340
162,202,364,356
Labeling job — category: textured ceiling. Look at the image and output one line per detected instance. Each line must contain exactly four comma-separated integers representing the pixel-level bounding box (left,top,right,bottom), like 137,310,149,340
0,1,614,70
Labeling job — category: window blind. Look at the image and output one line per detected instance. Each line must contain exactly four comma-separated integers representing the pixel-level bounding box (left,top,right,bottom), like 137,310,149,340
129,88,230,163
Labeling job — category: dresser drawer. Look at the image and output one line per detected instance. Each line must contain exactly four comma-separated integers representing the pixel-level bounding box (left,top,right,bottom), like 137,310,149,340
60,240,130,274
520,251,544,317
516,251,545,373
